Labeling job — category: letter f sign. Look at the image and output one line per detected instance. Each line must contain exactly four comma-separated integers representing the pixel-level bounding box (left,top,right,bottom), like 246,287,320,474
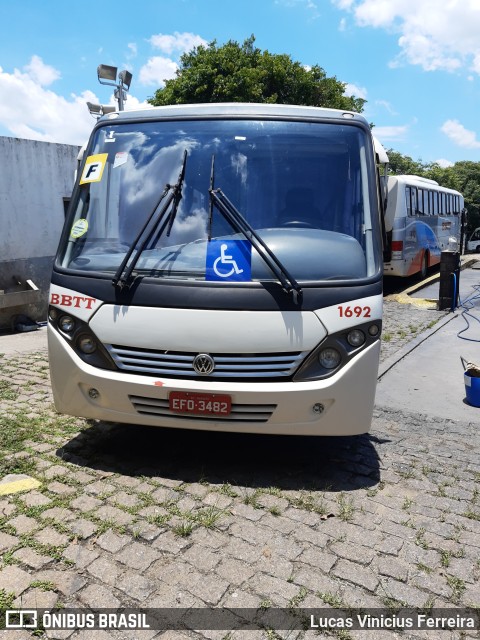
80,153,108,184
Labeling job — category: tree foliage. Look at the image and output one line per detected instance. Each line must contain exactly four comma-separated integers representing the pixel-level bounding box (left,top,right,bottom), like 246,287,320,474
148,36,366,112
386,149,480,233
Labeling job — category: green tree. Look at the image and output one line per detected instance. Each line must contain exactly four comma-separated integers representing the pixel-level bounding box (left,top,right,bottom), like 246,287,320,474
423,162,459,190
148,36,366,112
385,149,426,176
452,161,480,233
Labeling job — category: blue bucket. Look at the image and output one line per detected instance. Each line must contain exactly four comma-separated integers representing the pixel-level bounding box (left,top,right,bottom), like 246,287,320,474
464,372,480,407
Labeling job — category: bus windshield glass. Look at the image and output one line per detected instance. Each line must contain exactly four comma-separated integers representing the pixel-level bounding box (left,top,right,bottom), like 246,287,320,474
60,118,378,282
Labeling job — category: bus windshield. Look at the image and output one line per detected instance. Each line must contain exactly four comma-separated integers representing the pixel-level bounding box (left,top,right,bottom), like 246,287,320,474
60,118,378,282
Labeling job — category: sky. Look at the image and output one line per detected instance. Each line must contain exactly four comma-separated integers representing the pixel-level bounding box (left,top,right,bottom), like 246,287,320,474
1,0,480,167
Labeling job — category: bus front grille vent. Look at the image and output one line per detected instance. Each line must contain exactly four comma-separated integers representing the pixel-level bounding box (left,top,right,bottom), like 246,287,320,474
107,345,307,380
129,395,277,423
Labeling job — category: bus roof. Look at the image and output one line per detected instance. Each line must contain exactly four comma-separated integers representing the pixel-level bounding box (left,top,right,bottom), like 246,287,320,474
96,102,372,126
388,174,462,196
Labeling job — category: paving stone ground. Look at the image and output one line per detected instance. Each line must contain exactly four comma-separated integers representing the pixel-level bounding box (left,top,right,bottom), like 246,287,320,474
0,300,479,639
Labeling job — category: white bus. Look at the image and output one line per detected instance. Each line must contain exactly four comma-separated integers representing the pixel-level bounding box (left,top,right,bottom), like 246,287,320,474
48,103,387,436
466,227,480,253
383,175,463,278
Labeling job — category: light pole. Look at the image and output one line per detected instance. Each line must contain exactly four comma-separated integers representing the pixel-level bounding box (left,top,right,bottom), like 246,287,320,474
87,64,133,117
97,64,132,111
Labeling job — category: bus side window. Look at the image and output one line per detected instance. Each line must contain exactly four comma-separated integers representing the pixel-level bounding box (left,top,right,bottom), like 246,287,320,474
417,188,424,215
411,187,417,215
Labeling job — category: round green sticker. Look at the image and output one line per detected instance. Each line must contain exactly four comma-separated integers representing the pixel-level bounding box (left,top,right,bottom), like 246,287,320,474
70,219,88,239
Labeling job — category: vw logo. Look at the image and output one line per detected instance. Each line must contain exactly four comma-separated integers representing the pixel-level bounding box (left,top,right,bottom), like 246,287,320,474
193,353,215,375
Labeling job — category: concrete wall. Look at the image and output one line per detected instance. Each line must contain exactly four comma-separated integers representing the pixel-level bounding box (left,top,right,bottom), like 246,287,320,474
0,137,80,330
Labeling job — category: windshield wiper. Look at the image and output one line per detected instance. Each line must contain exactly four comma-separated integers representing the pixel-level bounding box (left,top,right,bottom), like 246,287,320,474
112,150,188,290
208,155,302,304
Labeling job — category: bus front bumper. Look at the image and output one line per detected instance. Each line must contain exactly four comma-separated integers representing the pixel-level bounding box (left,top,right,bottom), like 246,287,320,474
48,326,380,436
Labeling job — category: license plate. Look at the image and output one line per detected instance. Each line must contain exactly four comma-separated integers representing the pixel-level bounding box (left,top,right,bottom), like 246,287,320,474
169,391,232,416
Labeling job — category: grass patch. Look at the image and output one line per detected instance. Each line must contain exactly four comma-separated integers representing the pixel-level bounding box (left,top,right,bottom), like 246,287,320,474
30,580,56,592
440,550,451,568
0,589,16,629
397,467,416,480
446,575,466,604
172,521,194,537
416,562,432,574
0,379,17,401
289,492,328,516
241,488,263,509
319,591,345,608
0,408,84,463
0,454,37,478
337,493,355,522
147,513,170,527
0,588,15,609
287,587,308,608
218,483,238,498
415,527,429,550
382,596,405,613
191,505,224,529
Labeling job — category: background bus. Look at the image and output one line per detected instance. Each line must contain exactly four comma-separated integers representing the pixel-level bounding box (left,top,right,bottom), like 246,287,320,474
48,103,387,436
383,175,463,278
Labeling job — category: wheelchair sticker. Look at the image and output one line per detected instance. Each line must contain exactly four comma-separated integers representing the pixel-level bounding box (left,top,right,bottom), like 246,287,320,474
206,240,252,282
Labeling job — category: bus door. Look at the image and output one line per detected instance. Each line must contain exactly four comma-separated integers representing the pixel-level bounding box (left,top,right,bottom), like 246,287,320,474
405,185,419,266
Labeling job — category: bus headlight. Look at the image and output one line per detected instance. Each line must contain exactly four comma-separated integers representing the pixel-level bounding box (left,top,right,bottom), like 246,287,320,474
78,336,97,354
318,347,341,369
48,305,115,371
347,329,365,347
293,319,382,382
59,315,75,333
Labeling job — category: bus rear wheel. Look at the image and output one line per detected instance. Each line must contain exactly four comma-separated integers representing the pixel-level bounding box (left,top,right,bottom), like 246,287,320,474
420,252,429,279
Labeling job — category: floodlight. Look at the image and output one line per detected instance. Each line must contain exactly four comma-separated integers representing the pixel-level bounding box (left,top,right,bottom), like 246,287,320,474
94,64,133,111
97,64,118,84
87,101,102,115
87,102,117,118
118,70,132,90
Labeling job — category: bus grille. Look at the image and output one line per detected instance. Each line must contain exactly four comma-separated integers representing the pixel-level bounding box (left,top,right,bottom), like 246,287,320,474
106,345,308,380
129,395,276,423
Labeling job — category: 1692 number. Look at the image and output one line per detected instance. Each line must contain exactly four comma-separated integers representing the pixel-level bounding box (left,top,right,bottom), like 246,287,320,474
338,305,371,318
